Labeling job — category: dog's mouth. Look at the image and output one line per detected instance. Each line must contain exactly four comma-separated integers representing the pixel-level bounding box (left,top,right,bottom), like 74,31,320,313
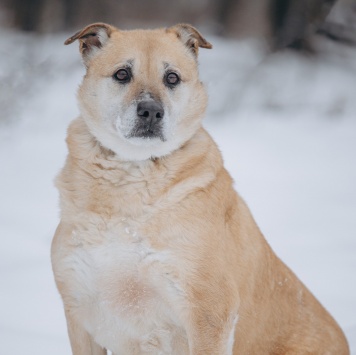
127,124,166,142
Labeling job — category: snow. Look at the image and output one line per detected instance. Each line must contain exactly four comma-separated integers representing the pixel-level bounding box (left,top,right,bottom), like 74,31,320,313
0,30,355,354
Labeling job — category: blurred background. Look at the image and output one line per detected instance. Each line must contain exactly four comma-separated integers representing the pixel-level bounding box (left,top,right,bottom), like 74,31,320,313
1,0,356,47
0,0,356,354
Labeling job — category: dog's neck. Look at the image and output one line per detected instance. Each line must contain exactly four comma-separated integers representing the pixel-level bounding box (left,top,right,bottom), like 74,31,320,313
58,117,223,220
66,116,220,171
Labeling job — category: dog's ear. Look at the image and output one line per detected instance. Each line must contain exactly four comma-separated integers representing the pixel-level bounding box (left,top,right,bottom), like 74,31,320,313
64,22,115,65
167,24,212,57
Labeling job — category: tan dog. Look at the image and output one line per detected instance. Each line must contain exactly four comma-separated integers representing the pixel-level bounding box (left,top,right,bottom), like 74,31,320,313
51,23,349,354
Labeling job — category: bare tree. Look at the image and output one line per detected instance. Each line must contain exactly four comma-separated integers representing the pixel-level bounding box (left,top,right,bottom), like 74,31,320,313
213,0,339,50
9,0,45,31
215,0,236,35
270,0,338,49
317,0,356,45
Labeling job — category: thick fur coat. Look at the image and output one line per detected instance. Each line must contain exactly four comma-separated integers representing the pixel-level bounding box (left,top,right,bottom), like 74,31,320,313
52,23,349,354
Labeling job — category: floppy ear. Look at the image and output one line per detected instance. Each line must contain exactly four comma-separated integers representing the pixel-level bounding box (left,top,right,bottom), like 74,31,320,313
167,24,212,57
64,22,115,65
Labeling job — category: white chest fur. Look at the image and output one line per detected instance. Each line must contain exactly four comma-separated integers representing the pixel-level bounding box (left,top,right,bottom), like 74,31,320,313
53,218,187,354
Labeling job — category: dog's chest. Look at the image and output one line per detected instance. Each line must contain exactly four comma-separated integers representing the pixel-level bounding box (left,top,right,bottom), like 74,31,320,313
56,219,184,353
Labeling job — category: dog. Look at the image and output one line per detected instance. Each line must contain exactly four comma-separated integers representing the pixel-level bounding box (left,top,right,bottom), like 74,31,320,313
51,22,349,354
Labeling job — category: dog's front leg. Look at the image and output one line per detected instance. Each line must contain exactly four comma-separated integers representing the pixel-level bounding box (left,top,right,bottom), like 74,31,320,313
65,310,106,355
186,310,238,355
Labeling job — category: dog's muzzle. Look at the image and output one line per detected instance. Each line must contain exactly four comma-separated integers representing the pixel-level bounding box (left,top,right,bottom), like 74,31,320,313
130,100,165,140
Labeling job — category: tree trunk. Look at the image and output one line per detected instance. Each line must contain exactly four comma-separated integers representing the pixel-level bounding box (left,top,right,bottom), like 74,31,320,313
11,0,45,31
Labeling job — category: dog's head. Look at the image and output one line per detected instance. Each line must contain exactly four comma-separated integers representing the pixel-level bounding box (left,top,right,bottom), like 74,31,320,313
65,23,212,161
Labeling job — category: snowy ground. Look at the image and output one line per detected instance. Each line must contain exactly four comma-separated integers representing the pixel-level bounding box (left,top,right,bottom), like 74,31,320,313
0,29,355,354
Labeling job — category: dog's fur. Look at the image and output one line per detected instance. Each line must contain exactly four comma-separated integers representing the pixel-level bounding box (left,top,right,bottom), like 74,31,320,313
52,23,349,354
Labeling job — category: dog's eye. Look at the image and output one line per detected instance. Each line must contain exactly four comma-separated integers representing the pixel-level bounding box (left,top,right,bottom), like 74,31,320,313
114,69,131,83
165,72,180,87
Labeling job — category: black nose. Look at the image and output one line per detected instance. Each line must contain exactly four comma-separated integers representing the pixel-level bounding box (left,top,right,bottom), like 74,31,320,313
137,100,164,124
